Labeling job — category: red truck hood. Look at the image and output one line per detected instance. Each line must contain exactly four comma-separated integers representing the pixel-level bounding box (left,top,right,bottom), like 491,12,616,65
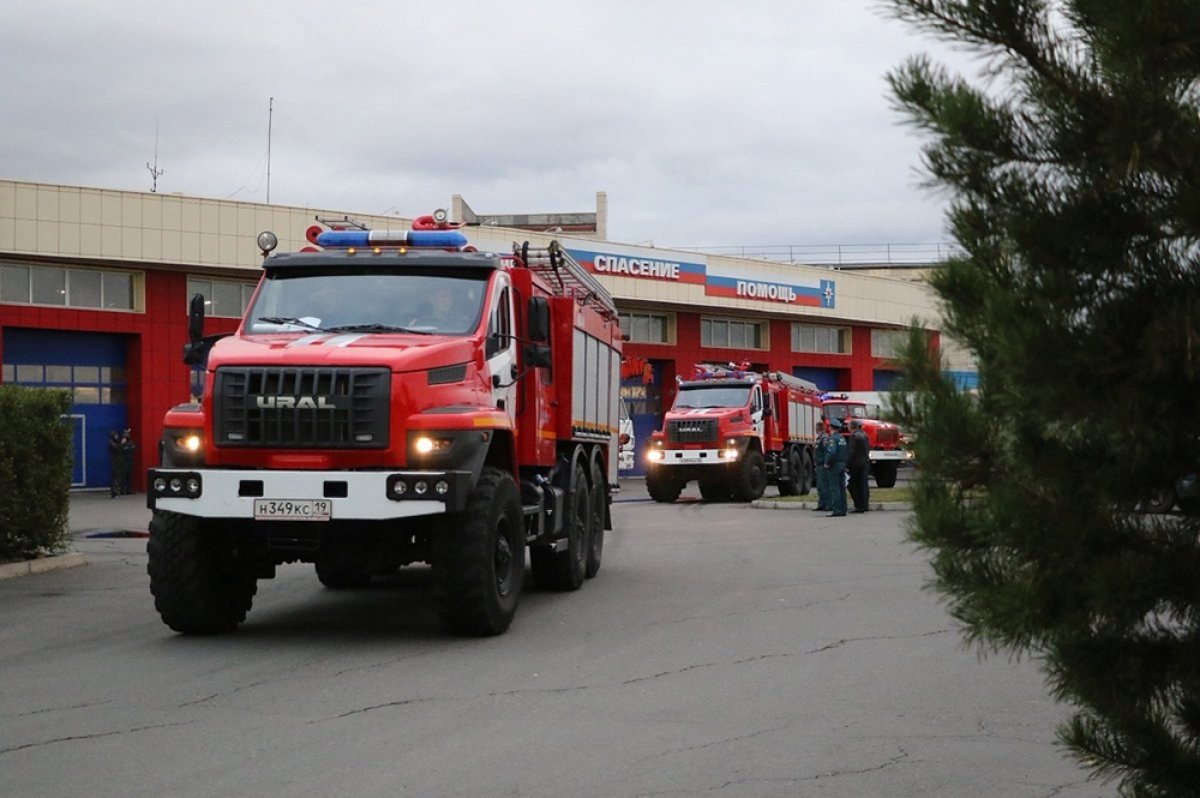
208,332,479,372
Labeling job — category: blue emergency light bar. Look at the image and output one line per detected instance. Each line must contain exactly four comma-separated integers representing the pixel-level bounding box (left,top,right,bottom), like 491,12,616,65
315,229,469,249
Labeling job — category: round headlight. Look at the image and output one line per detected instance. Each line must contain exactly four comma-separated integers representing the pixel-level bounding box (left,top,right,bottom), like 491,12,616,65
257,230,279,254
392,481,407,496
414,437,435,454
435,480,449,495
169,478,183,493
185,477,201,494
153,478,167,493
414,481,428,496
183,435,201,452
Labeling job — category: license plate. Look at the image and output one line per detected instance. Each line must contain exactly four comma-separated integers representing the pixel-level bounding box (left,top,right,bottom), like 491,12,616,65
253,498,332,521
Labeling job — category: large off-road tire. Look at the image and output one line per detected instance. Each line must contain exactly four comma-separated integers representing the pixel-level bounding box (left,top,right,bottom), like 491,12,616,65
315,559,372,589
777,447,803,496
646,466,683,503
698,476,728,501
531,456,590,591
873,461,899,489
1139,488,1177,514
585,454,606,579
147,510,257,634
732,449,767,501
431,466,524,636
797,449,813,495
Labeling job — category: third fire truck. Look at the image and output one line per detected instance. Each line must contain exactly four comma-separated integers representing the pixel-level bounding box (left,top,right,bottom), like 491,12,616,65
819,393,912,487
644,364,822,502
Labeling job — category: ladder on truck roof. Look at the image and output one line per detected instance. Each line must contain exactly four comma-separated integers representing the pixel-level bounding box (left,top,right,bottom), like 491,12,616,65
516,241,617,318
766,371,819,394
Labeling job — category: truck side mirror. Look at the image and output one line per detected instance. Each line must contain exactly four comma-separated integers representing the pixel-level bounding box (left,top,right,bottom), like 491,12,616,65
187,293,205,343
527,296,550,343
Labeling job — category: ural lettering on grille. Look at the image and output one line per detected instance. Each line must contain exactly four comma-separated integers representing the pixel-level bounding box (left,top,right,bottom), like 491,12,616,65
667,418,718,444
214,366,390,448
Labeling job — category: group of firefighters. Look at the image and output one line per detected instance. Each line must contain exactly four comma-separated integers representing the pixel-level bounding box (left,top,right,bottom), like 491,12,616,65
812,417,871,517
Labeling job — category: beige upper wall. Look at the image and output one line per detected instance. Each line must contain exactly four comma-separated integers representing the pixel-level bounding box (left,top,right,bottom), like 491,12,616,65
0,177,947,336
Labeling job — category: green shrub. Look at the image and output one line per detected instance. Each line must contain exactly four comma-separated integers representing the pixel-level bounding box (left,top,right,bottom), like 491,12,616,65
0,385,73,559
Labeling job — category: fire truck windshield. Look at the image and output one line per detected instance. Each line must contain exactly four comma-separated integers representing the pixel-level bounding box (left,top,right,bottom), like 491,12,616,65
673,383,751,410
823,403,868,423
246,270,486,335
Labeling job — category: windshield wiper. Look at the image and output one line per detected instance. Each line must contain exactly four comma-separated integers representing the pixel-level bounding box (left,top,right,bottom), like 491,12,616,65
256,316,328,331
326,323,433,334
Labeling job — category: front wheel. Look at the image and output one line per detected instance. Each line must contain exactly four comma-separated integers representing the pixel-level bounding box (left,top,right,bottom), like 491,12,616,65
431,467,525,635
147,511,257,634
646,466,684,503
873,461,898,489
732,449,767,501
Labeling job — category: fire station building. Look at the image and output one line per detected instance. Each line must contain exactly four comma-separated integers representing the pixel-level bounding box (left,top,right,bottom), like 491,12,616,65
0,178,966,487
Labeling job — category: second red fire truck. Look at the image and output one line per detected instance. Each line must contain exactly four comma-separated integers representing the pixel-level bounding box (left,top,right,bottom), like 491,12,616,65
644,364,823,502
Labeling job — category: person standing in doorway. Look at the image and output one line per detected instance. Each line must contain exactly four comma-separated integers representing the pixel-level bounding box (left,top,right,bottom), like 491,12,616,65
812,418,830,512
120,429,136,495
824,421,848,517
108,430,125,498
847,419,871,513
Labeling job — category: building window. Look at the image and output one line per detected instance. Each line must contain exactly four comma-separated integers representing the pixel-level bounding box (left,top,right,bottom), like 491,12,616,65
701,316,766,349
792,324,851,354
0,262,139,311
619,311,674,344
871,329,907,359
2,359,126,404
187,276,257,318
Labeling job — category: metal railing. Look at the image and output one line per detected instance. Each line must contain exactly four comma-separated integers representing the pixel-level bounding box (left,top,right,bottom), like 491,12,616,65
669,242,964,266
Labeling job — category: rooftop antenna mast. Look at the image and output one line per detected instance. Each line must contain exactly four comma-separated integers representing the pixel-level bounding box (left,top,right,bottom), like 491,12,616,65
146,118,163,193
266,97,273,203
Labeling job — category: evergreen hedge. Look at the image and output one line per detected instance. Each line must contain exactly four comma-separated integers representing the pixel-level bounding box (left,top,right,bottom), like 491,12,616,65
0,385,73,560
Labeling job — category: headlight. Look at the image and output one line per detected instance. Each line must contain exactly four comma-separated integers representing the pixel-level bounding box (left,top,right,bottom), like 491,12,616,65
646,449,664,463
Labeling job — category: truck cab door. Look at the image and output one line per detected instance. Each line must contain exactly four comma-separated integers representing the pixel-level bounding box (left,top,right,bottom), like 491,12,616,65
486,277,517,426
750,385,766,442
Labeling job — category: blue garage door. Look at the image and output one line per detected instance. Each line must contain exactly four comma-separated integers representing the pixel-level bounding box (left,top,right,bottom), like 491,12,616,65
792,367,843,392
2,329,128,490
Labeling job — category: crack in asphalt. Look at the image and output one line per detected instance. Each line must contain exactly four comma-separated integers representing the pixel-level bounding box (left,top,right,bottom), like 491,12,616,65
311,628,957,722
0,721,194,756
5,700,113,719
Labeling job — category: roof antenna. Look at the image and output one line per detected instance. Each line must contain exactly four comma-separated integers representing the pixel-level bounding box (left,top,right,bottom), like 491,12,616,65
266,97,273,203
146,118,163,193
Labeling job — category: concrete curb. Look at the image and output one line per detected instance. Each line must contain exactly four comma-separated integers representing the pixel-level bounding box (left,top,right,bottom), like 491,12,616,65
752,499,911,512
0,552,88,580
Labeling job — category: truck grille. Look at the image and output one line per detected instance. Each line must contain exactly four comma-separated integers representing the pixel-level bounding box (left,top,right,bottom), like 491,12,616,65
214,367,390,449
874,426,899,446
667,418,718,444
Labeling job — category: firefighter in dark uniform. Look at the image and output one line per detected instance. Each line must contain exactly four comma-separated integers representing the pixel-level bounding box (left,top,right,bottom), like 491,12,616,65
813,418,830,511
823,419,849,517
847,419,870,512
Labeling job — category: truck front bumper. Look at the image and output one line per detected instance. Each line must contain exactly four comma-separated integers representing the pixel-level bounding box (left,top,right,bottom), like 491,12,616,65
147,468,472,520
868,450,915,462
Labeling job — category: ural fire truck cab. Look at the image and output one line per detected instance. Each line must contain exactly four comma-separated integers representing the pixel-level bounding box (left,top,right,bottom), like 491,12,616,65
644,364,822,502
819,393,912,488
147,215,623,636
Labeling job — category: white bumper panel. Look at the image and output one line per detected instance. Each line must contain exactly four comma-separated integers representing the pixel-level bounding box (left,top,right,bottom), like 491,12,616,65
152,469,447,520
869,450,913,461
653,448,731,466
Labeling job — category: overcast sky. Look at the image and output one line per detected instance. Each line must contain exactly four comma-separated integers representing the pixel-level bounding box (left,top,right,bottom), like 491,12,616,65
2,1,968,250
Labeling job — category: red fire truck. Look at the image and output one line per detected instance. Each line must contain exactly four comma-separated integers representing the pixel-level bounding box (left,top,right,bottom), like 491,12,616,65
819,393,912,488
146,213,623,636
644,364,822,502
